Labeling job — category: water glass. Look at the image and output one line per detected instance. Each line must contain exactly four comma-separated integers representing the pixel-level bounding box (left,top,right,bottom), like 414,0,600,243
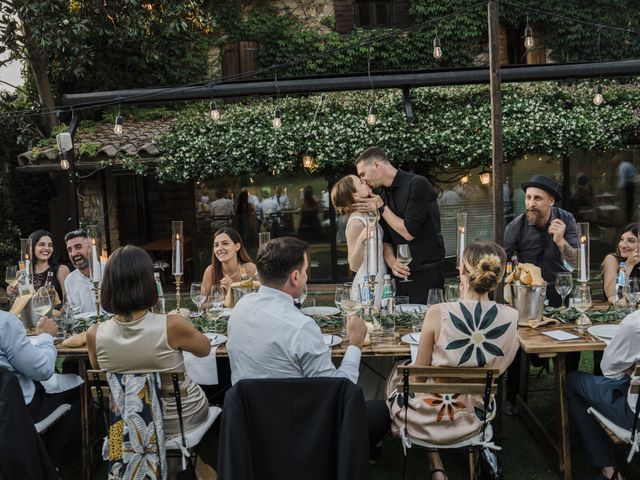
555,273,573,308
444,283,460,302
396,244,412,283
427,288,444,306
625,277,640,310
573,284,592,328
380,298,396,333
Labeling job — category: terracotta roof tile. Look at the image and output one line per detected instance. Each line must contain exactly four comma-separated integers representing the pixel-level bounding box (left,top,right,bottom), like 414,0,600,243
17,117,176,168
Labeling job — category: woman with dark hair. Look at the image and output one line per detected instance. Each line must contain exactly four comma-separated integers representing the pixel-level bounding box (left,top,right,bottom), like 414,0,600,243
388,241,519,480
602,223,640,303
86,245,211,437
201,227,256,294
7,229,70,301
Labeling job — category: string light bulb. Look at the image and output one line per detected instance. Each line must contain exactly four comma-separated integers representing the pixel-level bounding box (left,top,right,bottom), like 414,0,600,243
460,174,470,185
432,36,442,59
113,114,124,135
366,104,377,126
524,16,534,50
273,108,282,129
593,84,604,106
60,158,70,170
209,100,221,123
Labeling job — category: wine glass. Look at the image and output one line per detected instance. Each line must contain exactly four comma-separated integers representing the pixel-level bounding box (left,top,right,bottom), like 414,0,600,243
396,244,412,283
190,282,205,318
444,283,461,302
5,265,17,286
625,277,640,311
294,284,308,309
31,291,53,328
555,273,573,308
207,285,225,333
340,284,362,316
573,284,592,328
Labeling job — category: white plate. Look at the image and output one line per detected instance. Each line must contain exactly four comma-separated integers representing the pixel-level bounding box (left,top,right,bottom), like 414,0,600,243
204,333,227,346
73,313,97,321
401,333,421,345
323,334,342,347
397,304,427,314
588,324,620,340
302,306,340,317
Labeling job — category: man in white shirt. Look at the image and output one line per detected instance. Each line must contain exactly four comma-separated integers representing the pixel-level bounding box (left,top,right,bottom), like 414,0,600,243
227,237,390,459
63,229,102,314
567,311,640,480
209,188,234,230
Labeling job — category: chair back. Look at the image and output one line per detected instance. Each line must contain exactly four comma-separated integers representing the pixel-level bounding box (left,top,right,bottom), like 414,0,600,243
397,366,499,397
217,377,369,480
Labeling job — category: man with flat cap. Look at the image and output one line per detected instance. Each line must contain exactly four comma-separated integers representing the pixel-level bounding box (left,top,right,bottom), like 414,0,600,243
503,175,579,414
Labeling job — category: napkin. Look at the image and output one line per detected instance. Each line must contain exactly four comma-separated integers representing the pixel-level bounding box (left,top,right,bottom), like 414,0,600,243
10,294,32,315
41,373,84,394
541,330,580,341
183,345,219,385
224,279,261,308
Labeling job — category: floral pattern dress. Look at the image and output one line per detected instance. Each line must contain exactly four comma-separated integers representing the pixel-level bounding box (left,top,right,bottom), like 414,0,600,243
387,300,519,445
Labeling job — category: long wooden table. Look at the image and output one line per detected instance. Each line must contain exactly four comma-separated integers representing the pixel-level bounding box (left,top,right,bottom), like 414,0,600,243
516,324,607,480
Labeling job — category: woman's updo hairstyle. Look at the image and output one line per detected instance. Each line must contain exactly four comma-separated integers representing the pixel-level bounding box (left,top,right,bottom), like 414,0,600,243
462,241,507,295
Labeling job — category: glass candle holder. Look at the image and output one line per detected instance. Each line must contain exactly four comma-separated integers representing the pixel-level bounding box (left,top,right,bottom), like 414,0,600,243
456,212,467,271
577,222,590,283
86,225,103,283
172,221,184,277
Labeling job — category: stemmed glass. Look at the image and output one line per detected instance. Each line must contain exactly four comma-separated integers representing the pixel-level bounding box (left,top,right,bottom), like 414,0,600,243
5,266,17,286
207,285,225,333
339,286,362,342
190,282,205,318
396,244,412,283
573,284,592,328
294,284,308,309
31,291,53,329
625,277,640,311
555,273,573,308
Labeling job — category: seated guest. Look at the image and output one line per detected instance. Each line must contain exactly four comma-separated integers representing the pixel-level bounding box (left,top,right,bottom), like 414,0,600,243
86,245,211,438
63,229,103,314
402,241,518,480
602,223,640,304
7,229,70,302
0,311,80,472
567,310,639,480
201,227,256,295
227,237,390,458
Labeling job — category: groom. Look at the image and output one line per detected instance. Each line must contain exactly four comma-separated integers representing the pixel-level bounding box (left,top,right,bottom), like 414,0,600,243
354,147,444,304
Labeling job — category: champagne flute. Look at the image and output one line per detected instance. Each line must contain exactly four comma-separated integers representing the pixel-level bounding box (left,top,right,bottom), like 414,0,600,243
5,265,18,286
190,282,205,318
555,273,573,308
396,244,412,283
625,277,640,311
573,284,592,328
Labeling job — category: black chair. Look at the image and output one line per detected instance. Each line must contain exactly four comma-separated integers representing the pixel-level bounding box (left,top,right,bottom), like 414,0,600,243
217,377,370,480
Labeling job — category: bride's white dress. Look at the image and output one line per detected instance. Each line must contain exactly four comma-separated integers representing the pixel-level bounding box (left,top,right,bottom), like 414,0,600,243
346,213,386,306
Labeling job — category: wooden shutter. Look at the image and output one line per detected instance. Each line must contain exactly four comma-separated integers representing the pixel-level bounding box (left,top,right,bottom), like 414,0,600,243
393,0,413,28
222,41,258,81
334,0,354,33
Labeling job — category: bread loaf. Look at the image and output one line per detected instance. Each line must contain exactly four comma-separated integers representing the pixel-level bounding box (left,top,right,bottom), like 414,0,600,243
61,331,86,348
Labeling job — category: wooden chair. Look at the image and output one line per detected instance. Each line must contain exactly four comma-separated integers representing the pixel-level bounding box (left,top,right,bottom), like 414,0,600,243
398,365,501,480
88,370,220,474
587,365,640,473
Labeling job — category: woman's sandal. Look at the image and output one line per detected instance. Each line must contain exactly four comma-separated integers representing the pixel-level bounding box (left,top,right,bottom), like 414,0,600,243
430,468,448,480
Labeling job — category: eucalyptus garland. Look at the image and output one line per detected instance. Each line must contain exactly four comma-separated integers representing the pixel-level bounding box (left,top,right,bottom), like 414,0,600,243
155,82,639,182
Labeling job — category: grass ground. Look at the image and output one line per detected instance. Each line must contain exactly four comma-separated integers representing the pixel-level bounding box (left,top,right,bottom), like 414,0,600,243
62,351,639,479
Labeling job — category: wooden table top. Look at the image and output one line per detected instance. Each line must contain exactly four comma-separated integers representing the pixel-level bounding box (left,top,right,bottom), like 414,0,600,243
517,323,606,356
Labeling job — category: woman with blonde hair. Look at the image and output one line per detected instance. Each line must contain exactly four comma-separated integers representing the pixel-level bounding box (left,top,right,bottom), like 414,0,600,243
331,175,386,303
388,241,519,480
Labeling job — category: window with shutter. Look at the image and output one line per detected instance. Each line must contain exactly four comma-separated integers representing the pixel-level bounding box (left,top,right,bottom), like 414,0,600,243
354,0,392,28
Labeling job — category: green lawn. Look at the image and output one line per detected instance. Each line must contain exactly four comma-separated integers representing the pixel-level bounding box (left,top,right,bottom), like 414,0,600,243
62,351,639,479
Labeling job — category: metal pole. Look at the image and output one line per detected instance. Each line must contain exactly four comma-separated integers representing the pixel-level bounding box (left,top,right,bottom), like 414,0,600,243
67,115,80,230
488,0,504,301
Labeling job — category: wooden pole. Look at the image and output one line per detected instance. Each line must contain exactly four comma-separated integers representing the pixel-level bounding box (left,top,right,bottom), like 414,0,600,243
488,0,505,301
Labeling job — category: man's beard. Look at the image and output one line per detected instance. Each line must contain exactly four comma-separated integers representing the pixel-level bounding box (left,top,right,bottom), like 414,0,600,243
526,209,545,226
73,256,89,269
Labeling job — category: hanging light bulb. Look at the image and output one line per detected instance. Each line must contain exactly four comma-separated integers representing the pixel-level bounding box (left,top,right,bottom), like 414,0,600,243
209,100,221,123
432,36,442,59
60,158,70,170
524,17,534,50
273,108,282,129
479,167,491,185
460,174,469,185
366,104,377,126
593,84,604,106
113,115,124,135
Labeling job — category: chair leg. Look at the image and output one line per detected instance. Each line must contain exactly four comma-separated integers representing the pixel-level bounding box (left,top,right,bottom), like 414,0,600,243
468,449,476,480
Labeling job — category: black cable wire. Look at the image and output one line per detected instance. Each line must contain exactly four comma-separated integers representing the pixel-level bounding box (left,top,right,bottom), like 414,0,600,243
0,0,490,120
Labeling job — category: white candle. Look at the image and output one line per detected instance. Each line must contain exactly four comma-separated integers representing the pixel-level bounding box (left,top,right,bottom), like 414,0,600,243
91,242,101,282
458,226,466,267
175,234,183,276
366,215,378,275
579,237,587,281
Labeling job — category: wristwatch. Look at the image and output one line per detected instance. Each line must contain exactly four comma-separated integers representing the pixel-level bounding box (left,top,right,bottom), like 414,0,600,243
378,204,386,215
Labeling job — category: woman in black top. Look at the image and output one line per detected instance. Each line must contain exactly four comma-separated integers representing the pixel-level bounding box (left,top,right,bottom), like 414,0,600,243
602,223,640,303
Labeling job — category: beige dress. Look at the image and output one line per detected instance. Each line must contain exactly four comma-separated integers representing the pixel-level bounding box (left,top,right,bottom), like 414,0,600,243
388,300,519,444
95,312,209,437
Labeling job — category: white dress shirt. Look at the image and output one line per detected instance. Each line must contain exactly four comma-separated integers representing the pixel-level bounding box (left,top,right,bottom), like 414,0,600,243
64,268,100,315
601,310,640,412
227,285,361,385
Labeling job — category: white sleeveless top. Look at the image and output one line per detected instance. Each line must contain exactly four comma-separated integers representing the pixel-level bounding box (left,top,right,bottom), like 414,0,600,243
346,213,386,305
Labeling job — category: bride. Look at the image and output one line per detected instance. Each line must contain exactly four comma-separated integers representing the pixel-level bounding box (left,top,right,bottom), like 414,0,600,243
331,174,386,304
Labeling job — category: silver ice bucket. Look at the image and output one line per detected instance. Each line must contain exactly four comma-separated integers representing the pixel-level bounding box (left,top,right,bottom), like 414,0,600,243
233,287,258,304
508,283,547,322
